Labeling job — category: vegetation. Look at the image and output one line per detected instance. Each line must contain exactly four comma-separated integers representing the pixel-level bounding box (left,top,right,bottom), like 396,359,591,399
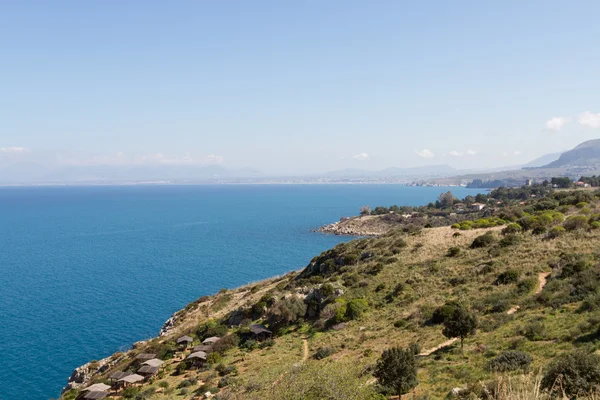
61,185,600,400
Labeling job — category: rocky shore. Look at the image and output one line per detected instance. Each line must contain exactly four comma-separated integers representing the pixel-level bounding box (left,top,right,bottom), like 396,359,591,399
316,215,392,236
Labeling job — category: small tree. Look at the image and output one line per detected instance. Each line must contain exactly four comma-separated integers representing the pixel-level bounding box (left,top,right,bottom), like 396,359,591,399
442,306,477,349
359,205,371,216
374,346,418,398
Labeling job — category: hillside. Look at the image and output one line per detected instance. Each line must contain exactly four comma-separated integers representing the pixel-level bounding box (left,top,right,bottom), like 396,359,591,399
61,187,600,400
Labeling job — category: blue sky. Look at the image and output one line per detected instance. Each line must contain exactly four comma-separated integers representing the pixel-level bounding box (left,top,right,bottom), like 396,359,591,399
2,1,600,174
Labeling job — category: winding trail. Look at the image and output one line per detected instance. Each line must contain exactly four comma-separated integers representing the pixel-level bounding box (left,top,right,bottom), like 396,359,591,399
420,272,552,356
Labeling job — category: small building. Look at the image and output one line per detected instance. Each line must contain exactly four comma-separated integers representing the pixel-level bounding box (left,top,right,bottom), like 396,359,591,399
177,335,194,347
249,324,272,341
84,383,111,392
142,358,164,368
119,373,145,386
575,181,591,188
470,203,486,211
137,365,159,377
109,371,131,382
202,336,221,345
192,344,213,353
187,351,208,367
135,353,156,361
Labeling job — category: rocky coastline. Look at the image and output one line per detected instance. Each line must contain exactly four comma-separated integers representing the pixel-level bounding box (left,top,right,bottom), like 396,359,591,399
316,215,392,236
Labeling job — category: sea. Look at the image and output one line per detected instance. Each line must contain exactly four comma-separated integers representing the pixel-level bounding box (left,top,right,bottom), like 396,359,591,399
0,184,482,399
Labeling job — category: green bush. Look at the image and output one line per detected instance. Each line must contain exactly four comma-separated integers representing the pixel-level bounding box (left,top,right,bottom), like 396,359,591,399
215,363,238,376
546,226,565,239
502,223,522,235
564,215,589,231
470,232,496,249
431,301,460,325
447,246,461,257
218,375,237,388
212,334,240,354
487,351,532,372
499,234,521,247
345,298,369,320
519,321,545,341
496,270,520,285
314,346,336,360
541,351,600,397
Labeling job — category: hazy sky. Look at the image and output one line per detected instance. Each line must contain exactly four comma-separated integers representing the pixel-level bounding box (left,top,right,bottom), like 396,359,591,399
2,1,600,174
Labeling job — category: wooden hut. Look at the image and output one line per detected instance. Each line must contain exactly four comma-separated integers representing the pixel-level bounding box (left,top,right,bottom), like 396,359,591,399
250,324,272,341
177,335,194,348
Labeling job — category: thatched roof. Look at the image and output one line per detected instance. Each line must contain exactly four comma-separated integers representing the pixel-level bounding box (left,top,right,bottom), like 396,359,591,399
202,336,220,344
119,374,145,383
142,358,164,367
177,335,193,344
138,365,159,375
135,353,156,360
84,383,111,392
250,324,272,335
109,371,131,380
192,345,213,353
187,351,207,360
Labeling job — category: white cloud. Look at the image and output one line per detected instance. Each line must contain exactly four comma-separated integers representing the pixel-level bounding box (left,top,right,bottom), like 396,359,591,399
513,150,522,156
415,149,435,159
353,152,369,161
466,149,477,156
0,146,30,153
578,111,600,128
448,149,476,157
545,117,569,131
448,150,463,157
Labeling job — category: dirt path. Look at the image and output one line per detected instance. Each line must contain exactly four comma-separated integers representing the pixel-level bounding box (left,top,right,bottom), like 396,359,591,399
536,272,551,294
506,305,520,315
302,337,309,362
418,338,458,356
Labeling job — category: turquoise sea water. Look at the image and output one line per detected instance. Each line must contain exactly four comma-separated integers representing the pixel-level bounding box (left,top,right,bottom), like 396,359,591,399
0,184,482,399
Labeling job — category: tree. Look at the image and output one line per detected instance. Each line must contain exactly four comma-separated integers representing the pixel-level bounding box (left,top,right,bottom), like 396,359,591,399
374,346,418,398
442,306,477,349
551,177,572,188
359,205,371,216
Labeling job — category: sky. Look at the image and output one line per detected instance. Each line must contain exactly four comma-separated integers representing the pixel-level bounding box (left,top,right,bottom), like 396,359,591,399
1,0,600,176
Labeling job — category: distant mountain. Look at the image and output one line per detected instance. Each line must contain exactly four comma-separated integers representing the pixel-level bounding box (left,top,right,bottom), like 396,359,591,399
523,152,563,168
0,164,263,183
543,139,600,168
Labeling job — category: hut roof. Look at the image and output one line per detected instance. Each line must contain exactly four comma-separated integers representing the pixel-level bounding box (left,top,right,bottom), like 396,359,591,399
250,324,272,335
138,365,159,375
187,351,207,360
177,335,194,344
109,371,131,380
135,353,156,360
142,358,164,367
83,391,108,400
202,336,220,344
192,345,213,353
84,383,111,392
119,374,145,383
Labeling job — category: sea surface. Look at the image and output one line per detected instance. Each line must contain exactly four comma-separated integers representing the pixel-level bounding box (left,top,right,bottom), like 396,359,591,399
0,184,482,399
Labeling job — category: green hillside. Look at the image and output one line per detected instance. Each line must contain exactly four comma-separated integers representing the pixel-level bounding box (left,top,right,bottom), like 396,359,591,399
62,186,600,400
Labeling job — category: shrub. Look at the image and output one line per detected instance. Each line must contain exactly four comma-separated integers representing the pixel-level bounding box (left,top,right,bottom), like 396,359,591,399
541,351,600,397
177,378,197,388
265,296,307,331
442,306,478,348
496,270,520,285
394,320,407,328
546,226,565,239
564,215,589,231
218,375,237,388
240,339,258,351
345,298,369,320
447,247,461,257
212,334,240,354
431,301,460,325
487,351,532,372
516,278,537,295
259,338,275,348
519,321,545,341
314,346,336,360
206,352,223,365
499,234,521,247
215,363,238,376
502,223,522,235
470,232,496,249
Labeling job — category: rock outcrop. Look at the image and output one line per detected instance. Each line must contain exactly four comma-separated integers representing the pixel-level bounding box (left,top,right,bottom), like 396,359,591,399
62,353,125,393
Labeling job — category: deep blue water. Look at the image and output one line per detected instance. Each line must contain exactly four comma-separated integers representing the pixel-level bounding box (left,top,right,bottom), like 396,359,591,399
0,184,482,399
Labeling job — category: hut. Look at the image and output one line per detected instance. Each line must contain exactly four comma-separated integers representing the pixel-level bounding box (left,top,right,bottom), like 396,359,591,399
177,335,194,348
187,350,207,367
119,373,145,386
137,365,159,377
142,358,164,368
192,344,213,353
135,353,156,361
84,383,111,392
250,324,272,341
83,391,108,399
202,336,220,345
